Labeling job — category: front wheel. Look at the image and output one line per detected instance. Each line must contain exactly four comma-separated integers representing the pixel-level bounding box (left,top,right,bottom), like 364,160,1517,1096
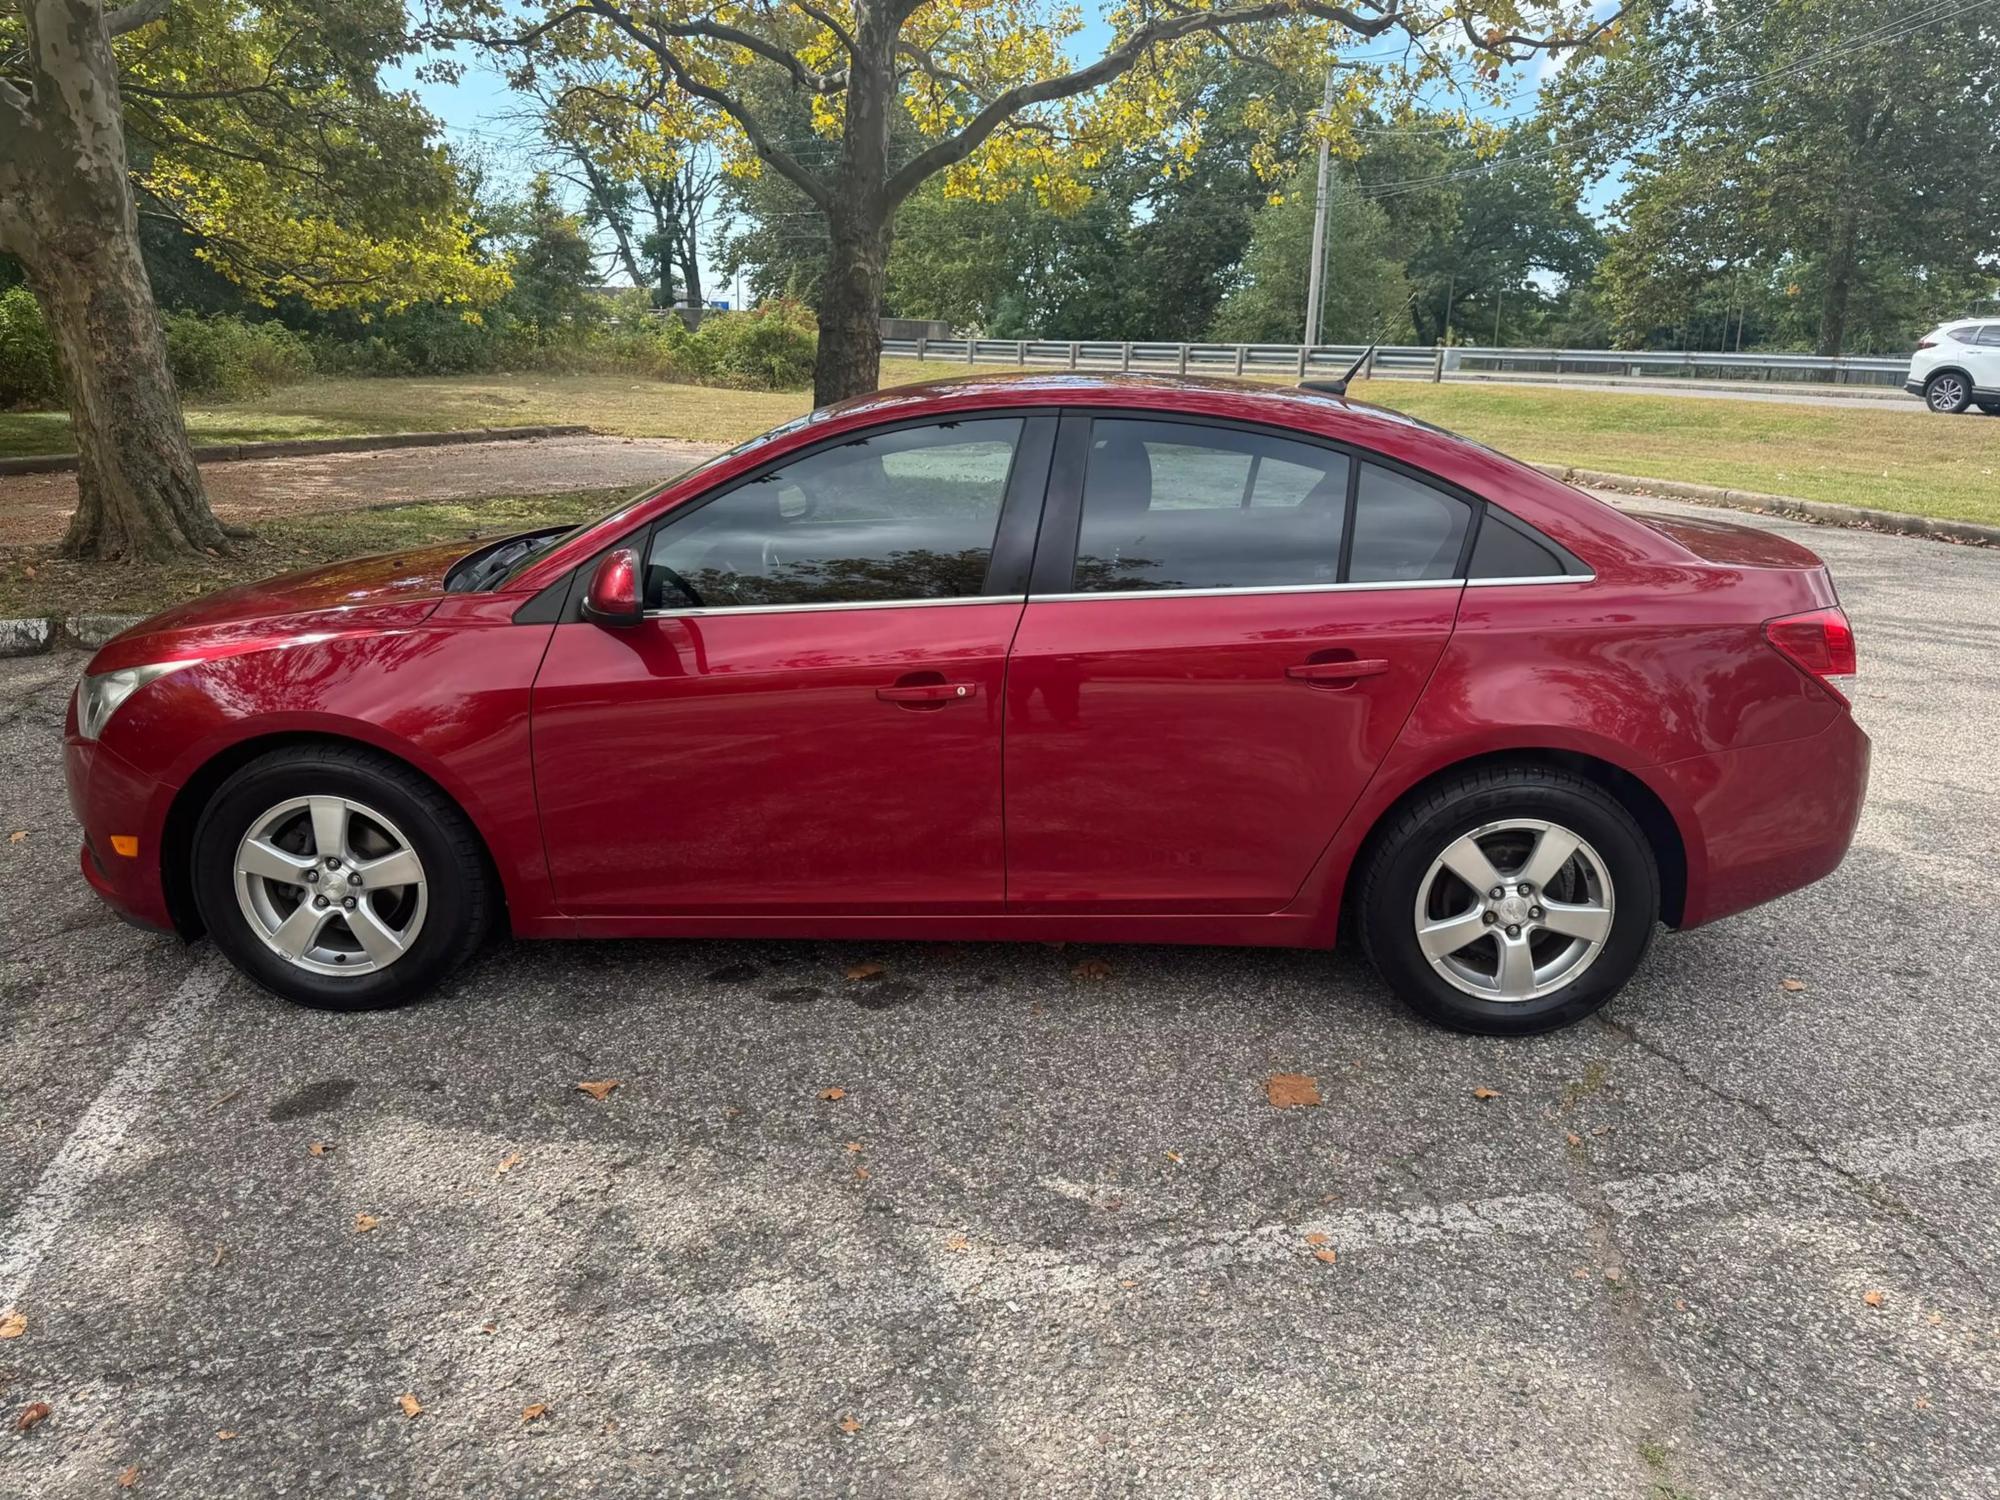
1357,766,1659,1035
1925,372,1973,414
191,745,495,1009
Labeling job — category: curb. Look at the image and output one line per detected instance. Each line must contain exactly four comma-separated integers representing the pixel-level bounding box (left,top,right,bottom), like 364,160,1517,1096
1530,463,2000,549
0,424,594,478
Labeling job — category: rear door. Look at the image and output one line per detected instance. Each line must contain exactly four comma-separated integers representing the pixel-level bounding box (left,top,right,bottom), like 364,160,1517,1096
1002,413,1466,914
531,413,1053,917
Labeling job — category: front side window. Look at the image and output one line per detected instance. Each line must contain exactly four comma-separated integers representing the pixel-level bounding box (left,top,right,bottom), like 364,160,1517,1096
1976,325,2000,347
645,418,1022,609
1072,419,1351,592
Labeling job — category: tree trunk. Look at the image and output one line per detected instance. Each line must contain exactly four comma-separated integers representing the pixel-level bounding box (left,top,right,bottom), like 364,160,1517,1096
7,0,226,561
812,8,896,407
1815,205,1859,358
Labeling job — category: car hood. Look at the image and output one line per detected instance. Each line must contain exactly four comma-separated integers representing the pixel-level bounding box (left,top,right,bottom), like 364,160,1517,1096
88,540,469,674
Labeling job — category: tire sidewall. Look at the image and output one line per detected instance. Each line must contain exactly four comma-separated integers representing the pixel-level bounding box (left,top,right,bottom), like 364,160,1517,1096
1926,374,1971,414
1364,779,1659,1035
192,755,477,1010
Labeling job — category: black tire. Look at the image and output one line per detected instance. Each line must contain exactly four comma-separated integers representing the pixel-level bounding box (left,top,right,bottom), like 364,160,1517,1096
1924,372,1973,414
192,744,495,1009
1356,765,1659,1036
1976,401,2000,416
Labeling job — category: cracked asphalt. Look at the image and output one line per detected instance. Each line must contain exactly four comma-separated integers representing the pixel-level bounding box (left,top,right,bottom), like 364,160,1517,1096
2,498,1996,1498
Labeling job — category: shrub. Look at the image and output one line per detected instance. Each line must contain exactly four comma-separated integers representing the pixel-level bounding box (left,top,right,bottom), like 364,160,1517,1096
687,300,818,390
0,285,62,408
163,312,315,399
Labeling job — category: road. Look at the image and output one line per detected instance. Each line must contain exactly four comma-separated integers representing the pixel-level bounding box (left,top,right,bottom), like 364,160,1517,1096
1,502,1995,1498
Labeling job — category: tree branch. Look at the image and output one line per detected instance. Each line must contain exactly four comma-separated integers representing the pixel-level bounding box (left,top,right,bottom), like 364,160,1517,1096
794,1,856,57
0,75,31,129
105,0,172,37
885,0,1404,204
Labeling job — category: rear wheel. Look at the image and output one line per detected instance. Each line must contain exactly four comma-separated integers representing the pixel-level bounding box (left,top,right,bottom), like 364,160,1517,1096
192,745,494,1009
1357,766,1659,1035
1976,401,2000,416
1925,372,1973,413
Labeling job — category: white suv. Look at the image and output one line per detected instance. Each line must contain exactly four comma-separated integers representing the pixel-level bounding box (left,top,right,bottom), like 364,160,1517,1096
1906,318,2000,414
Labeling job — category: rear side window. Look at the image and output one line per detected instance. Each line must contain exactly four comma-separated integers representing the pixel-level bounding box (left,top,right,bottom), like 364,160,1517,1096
645,418,1020,608
1347,464,1474,582
1072,420,1350,592
1469,512,1567,579
1977,326,2000,347
1948,326,1985,344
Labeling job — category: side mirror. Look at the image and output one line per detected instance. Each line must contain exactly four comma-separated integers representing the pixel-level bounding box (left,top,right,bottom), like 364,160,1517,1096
582,547,643,627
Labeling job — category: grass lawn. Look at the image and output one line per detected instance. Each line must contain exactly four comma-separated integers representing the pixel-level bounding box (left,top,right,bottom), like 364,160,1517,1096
0,488,625,622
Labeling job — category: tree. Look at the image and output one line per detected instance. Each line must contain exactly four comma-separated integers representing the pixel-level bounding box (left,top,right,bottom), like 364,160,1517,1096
1549,0,2000,355
1210,164,1410,342
430,0,1623,406
1,0,506,560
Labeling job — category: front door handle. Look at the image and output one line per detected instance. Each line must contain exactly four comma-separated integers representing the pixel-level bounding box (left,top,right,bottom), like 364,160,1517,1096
877,680,979,705
1287,657,1389,686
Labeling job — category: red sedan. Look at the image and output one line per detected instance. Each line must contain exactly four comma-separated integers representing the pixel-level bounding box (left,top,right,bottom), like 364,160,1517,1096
63,375,1868,1034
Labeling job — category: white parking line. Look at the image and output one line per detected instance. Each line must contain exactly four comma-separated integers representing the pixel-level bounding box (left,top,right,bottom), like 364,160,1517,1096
0,957,225,1309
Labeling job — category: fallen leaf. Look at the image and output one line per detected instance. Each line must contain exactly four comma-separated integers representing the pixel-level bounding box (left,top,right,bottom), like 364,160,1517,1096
843,961,884,982
844,1141,863,1153
1565,1132,1583,1147
1780,977,1806,993
1313,1248,1338,1265
1929,1311,1944,1326
1864,1289,1885,1308
7,830,25,844
398,1393,423,1419
0,1308,24,1339
1165,1150,1183,1163
14,1401,50,1433
1572,1267,1592,1280
480,1321,498,1335
307,1142,330,1157
521,1403,549,1423
1603,1266,1625,1284
853,1165,870,1181
1303,1232,1328,1247
118,1466,139,1488
210,1244,225,1268
1472,1086,1501,1101
215,1430,236,1441
816,1087,846,1102
1119,1278,1137,1289
1266,1074,1321,1109
1071,958,1114,981
354,1212,380,1234
577,1079,619,1102
838,1414,862,1435
944,1233,970,1253
497,1151,523,1175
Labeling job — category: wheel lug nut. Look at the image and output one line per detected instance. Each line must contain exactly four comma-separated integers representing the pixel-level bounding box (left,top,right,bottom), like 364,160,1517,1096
347,871,361,886
1518,883,1532,896
1506,924,1521,938
304,869,318,883
1483,911,1497,925
342,897,356,910
1530,906,1544,920
324,855,339,869
1489,886,1503,899
313,895,328,909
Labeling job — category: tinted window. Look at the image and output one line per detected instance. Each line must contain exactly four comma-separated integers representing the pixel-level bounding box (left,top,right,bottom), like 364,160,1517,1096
1948,326,1984,344
646,419,1020,608
1348,464,1473,582
1072,420,1350,592
1977,326,2000,347
1469,512,1565,578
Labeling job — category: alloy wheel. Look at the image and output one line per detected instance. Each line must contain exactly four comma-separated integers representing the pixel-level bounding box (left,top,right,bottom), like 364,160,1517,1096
233,795,428,975
1413,818,1615,1002
1928,375,1968,412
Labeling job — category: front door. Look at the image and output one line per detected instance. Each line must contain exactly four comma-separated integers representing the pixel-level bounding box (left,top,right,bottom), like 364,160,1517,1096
531,414,1052,917
1003,414,1466,913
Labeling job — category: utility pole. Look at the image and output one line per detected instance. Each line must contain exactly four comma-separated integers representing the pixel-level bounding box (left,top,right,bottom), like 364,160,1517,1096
1302,65,1337,349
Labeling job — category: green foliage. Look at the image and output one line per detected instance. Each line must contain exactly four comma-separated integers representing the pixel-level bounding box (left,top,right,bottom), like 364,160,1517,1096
1210,168,1412,343
0,286,62,409
683,300,818,389
163,314,316,400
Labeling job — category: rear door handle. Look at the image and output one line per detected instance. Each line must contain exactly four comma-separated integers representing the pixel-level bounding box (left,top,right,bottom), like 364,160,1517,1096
876,681,979,704
1287,658,1389,686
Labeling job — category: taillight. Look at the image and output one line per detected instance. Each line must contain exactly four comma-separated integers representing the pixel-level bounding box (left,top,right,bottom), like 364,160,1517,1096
1764,607,1856,703
1915,337,1937,350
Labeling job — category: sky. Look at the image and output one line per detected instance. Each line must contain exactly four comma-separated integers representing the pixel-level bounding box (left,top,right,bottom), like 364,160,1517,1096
388,5,1593,309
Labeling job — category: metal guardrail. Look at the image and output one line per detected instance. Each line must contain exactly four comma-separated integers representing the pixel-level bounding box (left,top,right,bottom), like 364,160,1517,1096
880,337,1914,391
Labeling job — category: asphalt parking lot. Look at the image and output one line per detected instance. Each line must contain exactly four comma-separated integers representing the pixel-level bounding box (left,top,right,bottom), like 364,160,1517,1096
2,498,1997,1498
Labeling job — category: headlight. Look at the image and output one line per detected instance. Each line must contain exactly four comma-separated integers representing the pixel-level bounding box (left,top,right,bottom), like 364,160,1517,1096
74,661,196,741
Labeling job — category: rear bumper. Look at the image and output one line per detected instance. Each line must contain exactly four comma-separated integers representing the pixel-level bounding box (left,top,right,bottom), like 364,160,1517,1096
65,734,177,933
1657,713,1871,929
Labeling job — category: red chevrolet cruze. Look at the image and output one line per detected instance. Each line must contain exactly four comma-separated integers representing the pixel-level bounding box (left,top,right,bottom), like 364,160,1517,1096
64,374,1868,1033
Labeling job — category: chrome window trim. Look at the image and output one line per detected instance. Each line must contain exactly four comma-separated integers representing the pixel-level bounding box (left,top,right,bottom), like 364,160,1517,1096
1030,578,1461,603
644,593,1027,620
1464,573,1596,587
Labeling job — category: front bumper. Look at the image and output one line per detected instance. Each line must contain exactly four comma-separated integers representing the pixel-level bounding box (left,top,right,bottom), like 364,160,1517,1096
1655,713,1871,929
64,733,177,933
